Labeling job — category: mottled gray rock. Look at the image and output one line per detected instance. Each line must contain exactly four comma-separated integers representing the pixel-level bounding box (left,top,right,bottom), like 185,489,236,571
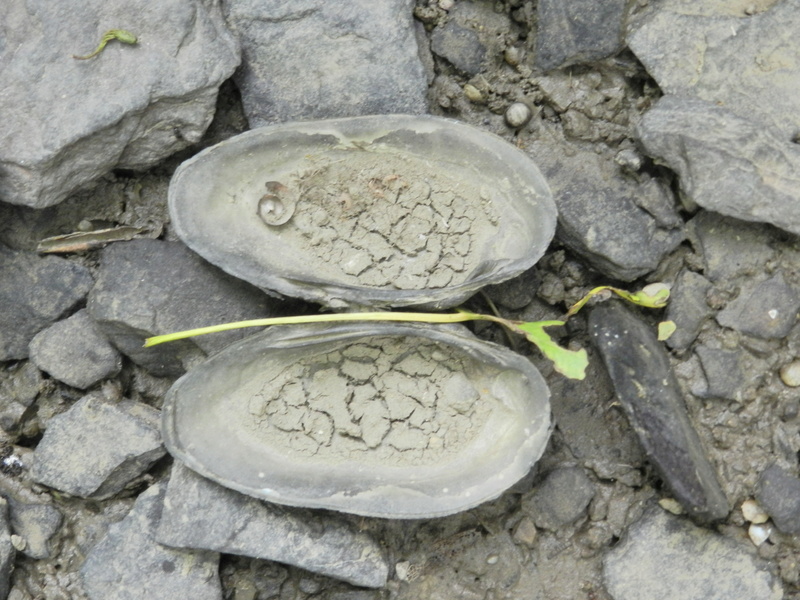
589,301,729,522
0,0,239,209
0,362,42,434
665,270,713,352
0,245,94,361
525,140,684,280
484,267,540,310
604,506,783,600
756,464,800,534
694,345,747,401
628,0,800,139
80,482,222,600
224,0,427,127
0,471,63,559
638,96,800,236
29,310,121,389
157,462,389,588
88,239,271,377
0,498,13,599
689,211,775,282
716,274,800,340
31,394,164,499
535,0,627,71
522,467,595,531
431,18,486,76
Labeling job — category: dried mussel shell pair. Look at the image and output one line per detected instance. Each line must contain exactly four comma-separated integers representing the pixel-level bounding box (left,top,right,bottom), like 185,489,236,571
164,115,558,518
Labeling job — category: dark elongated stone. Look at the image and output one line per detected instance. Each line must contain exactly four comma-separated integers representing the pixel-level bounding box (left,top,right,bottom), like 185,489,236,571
588,301,729,522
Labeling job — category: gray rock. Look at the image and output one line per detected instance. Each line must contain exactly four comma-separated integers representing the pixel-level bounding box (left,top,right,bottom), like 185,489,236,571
431,19,486,76
0,498,13,599
521,467,595,531
604,506,783,600
31,394,164,499
665,270,713,352
756,464,800,534
694,345,747,402
224,0,427,127
716,274,800,340
0,361,43,434
589,301,729,522
156,462,389,589
87,239,272,377
637,96,800,236
0,244,94,360
689,211,775,282
628,0,800,139
80,481,222,600
29,310,122,389
525,139,684,281
0,471,63,560
484,267,540,310
534,0,627,71
0,0,240,209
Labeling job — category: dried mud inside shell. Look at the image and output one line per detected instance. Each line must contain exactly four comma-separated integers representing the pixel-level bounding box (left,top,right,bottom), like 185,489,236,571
168,115,556,308
162,323,552,518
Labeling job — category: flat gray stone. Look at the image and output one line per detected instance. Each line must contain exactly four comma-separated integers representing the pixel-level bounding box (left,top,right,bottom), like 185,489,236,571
0,471,63,560
665,270,713,352
80,482,222,600
716,274,800,339
431,18,486,76
525,139,684,281
604,506,783,600
756,464,800,535
535,0,627,71
589,301,729,522
522,467,595,531
627,0,800,139
0,361,43,434
224,0,427,127
156,462,389,589
0,244,94,360
31,394,164,499
689,211,775,282
0,498,13,599
87,239,272,377
637,96,800,236
0,0,240,208
694,345,747,401
29,309,122,389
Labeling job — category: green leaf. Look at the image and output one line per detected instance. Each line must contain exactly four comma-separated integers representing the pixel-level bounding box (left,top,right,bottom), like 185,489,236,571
658,320,677,341
514,321,588,380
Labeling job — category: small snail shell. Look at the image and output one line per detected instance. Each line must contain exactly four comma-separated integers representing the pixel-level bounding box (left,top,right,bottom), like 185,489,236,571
505,102,533,129
257,181,296,226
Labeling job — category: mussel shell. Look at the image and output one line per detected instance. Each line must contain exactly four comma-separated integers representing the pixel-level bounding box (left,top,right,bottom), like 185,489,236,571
168,115,556,309
161,323,551,518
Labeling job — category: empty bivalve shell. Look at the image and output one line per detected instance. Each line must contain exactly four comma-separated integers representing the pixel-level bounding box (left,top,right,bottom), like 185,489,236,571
168,114,556,309
161,322,552,518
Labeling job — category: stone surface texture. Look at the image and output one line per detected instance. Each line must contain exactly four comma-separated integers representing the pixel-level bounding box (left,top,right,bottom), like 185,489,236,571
87,239,271,377
80,482,222,600
29,309,122,389
604,506,783,600
0,0,240,209
535,0,627,71
757,464,800,535
521,467,596,531
31,394,164,499
224,0,427,126
0,498,13,599
0,245,94,361
157,462,389,588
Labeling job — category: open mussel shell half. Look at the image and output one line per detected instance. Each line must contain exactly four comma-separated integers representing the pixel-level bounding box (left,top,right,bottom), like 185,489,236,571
161,323,551,518
168,114,556,309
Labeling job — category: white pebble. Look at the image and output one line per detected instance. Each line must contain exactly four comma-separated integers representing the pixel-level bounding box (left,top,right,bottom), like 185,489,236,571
505,102,532,128
741,499,769,524
780,361,800,387
748,523,772,546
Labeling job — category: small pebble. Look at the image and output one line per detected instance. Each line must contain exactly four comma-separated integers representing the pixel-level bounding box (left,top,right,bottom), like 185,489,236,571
395,561,411,581
658,498,684,515
463,84,484,103
486,553,499,565
742,499,769,524
10,534,26,552
505,102,532,128
748,523,772,546
504,46,524,66
780,361,800,387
